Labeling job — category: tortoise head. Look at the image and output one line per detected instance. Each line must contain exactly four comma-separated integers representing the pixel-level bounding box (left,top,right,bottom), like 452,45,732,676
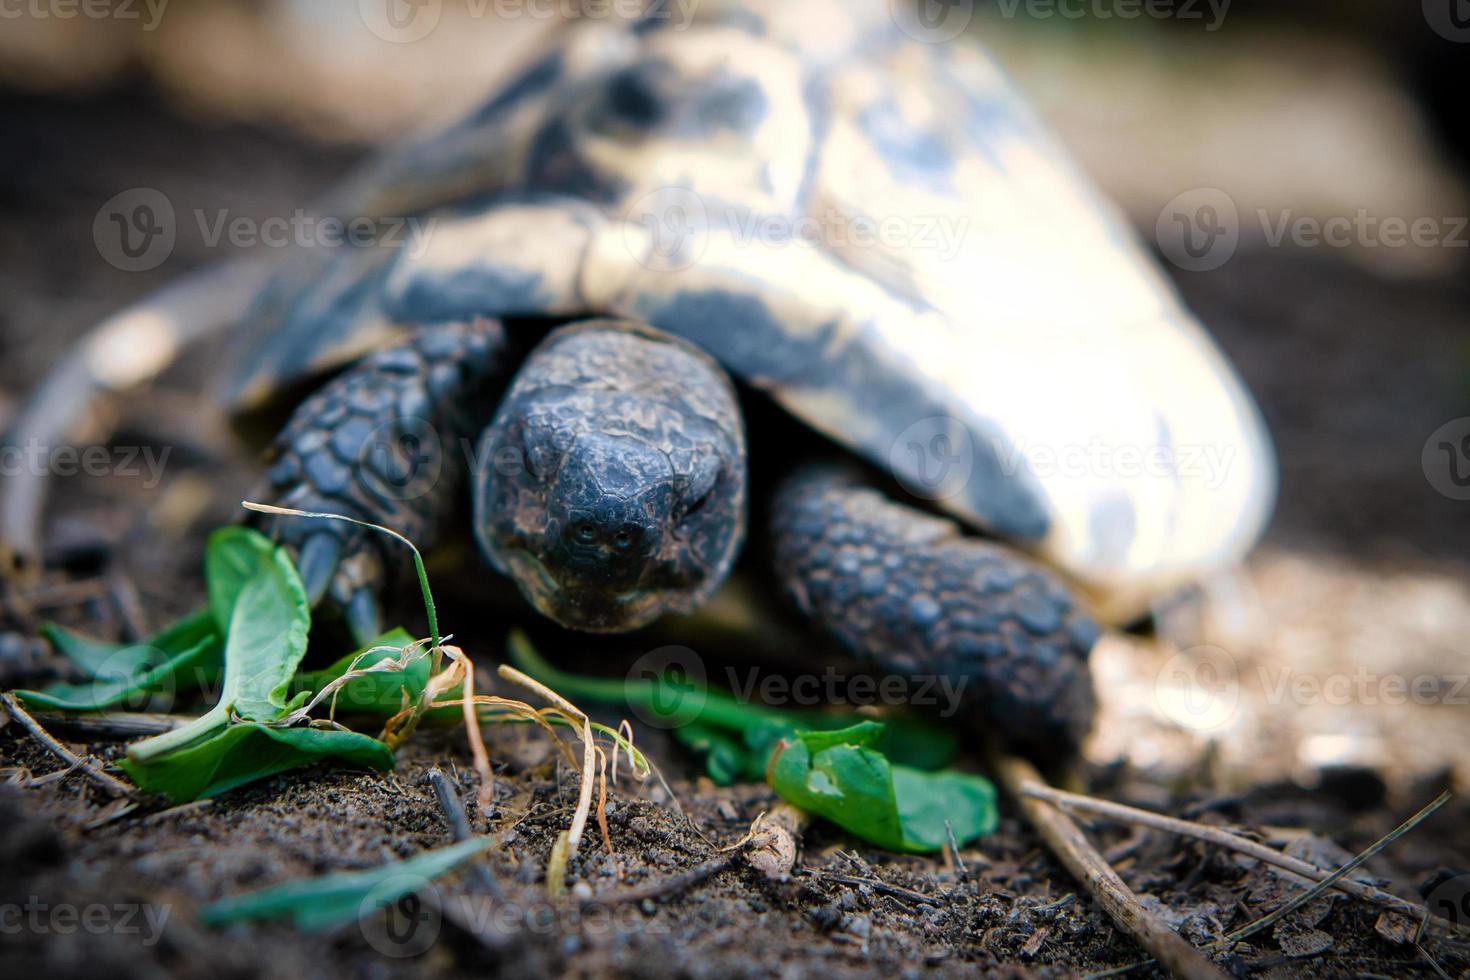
475,322,747,632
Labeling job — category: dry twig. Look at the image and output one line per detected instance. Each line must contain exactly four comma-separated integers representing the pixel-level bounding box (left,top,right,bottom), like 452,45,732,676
1,692,135,798
1213,791,1452,949
990,750,1227,980
1021,782,1451,927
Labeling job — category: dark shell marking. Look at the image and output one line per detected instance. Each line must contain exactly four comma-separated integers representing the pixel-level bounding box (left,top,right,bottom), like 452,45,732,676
772,467,1099,752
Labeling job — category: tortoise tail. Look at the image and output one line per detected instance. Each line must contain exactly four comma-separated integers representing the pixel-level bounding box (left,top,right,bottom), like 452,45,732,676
1,258,275,566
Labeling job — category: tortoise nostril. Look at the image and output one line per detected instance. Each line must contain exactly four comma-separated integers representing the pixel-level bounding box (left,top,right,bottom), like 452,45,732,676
612,528,637,550
575,522,599,544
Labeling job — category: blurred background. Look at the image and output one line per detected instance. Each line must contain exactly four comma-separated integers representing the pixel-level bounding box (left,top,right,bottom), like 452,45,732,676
0,0,1467,800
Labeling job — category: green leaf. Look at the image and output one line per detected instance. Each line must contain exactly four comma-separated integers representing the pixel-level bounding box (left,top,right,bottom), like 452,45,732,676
205,526,278,635
198,836,489,931
767,723,997,853
17,608,222,712
120,723,394,803
127,528,310,763
891,765,998,851
37,621,126,677
222,548,311,721
15,635,218,713
672,722,748,784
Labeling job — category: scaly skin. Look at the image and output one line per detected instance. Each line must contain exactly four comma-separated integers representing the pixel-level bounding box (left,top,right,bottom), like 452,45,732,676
771,466,1100,752
250,319,510,640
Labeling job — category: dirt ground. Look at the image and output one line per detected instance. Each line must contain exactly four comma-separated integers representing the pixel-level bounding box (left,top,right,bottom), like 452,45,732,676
2,83,1470,979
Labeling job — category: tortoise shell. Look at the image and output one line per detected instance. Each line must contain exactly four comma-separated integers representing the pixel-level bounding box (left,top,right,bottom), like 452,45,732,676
220,0,1275,621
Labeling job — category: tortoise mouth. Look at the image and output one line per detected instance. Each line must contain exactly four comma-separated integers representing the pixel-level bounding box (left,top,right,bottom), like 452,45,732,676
500,546,668,633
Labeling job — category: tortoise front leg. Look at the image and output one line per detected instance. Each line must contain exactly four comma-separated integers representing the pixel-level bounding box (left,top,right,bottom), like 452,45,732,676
770,466,1100,754
252,319,511,643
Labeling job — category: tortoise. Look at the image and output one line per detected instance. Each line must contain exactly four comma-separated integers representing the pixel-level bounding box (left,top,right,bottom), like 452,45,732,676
6,0,1274,752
